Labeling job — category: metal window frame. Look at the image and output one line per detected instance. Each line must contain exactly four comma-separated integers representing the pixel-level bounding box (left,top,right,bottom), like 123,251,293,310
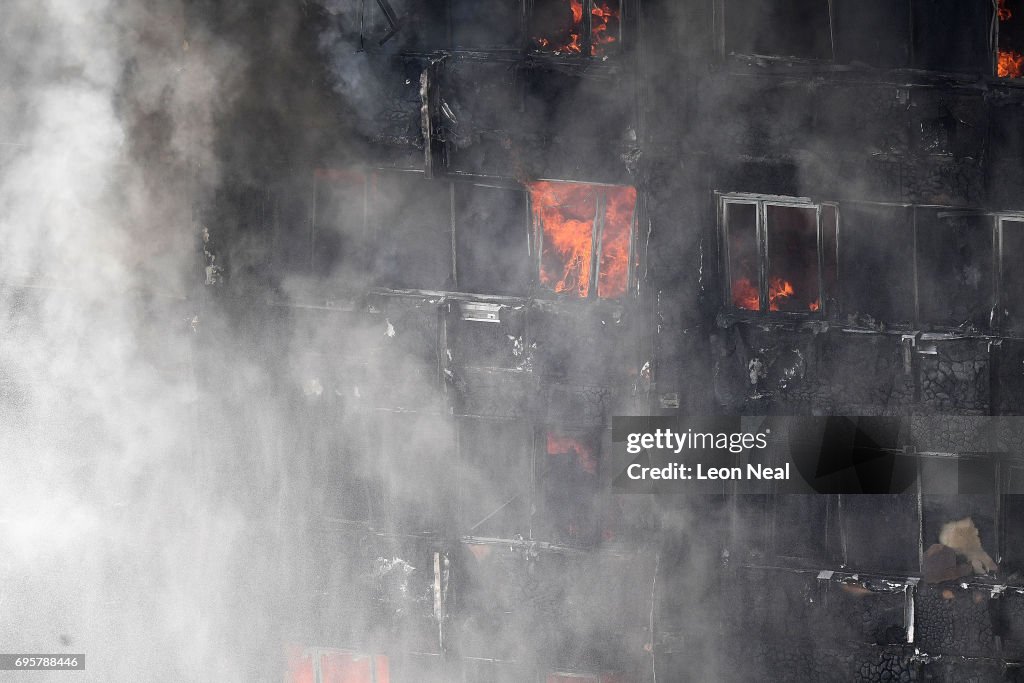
718,192,833,318
530,179,638,302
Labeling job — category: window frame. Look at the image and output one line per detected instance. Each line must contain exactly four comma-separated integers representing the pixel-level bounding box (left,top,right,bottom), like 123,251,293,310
529,179,639,302
718,193,837,318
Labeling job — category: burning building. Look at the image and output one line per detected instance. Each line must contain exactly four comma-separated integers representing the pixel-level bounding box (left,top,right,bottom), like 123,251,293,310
194,0,1024,680
6,0,1024,681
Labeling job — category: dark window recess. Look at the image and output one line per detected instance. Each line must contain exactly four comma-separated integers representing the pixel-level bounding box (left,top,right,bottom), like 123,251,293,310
458,420,531,538
1000,0,1024,78
451,0,522,50
772,495,831,562
840,495,920,574
839,204,915,323
767,205,820,313
311,170,368,282
1001,220,1024,334
723,198,833,315
726,202,759,310
371,173,453,290
821,204,839,311
916,211,993,329
540,430,601,545
454,184,530,296
831,0,910,68
724,0,831,60
530,0,622,57
530,181,636,300
911,0,992,75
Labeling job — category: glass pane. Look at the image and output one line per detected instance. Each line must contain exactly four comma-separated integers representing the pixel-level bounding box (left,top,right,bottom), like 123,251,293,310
725,0,832,60
726,202,759,311
531,181,598,298
597,185,637,300
766,205,819,313
917,211,992,328
839,204,916,323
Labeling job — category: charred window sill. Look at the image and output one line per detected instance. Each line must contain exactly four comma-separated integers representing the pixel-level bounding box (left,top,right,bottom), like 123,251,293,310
716,311,830,332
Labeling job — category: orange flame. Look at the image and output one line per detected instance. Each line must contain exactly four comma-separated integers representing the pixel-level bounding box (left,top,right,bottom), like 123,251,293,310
732,277,818,312
531,181,597,297
732,277,760,311
570,0,584,23
768,277,794,311
532,0,620,56
597,185,637,299
590,2,620,56
547,433,597,474
1000,49,1024,78
531,181,635,299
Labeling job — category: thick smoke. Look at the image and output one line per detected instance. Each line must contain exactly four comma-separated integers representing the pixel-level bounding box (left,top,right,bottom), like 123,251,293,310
0,1,274,680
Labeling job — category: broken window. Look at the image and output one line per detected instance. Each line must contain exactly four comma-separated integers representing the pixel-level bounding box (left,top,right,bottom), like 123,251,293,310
540,429,602,545
454,183,530,296
911,0,992,75
529,0,622,57
999,0,1024,77
999,217,1024,334
457,419,531,538
724,0,832,60
721,196,835,315
831,0,911,68
839,203,916,324
530,181,637,300
916,210,993,329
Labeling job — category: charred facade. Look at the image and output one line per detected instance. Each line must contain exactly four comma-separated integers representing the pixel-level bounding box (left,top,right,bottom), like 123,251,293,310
190,0,1024,681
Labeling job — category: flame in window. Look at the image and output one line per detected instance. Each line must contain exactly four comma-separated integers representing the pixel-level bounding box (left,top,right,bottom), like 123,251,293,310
532,0,620,56
590,2,620,56
547,433,597,474
999,0,1023,77
732,276,760,310
731,276,819,312
597,185,637,299
530,181,635,299
1000,49,1024,78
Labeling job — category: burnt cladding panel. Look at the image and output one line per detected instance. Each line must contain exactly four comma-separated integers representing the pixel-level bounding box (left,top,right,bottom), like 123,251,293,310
912,0,993,74
831,0,911,68
454,184,530,296
916,210,993,329
371,173,453,290
839,204,916,323
724,0,832,60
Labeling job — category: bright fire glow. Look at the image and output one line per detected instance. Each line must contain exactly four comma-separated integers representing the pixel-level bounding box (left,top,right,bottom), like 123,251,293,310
999,0,1023,78
530,181,636,300
547,433,597,474
598,185,637,299
532,0,620,56
732,276,819,312
1000,49,1024,78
